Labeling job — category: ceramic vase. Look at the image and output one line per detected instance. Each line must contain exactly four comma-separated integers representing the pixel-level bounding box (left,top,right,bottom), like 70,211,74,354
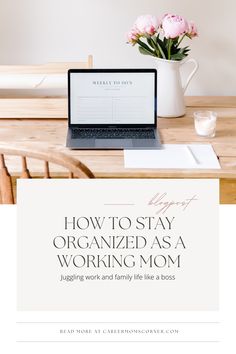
156,57,199,117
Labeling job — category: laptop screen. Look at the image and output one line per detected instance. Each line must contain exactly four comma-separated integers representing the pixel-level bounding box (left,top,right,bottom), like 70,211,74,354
69,70,156,126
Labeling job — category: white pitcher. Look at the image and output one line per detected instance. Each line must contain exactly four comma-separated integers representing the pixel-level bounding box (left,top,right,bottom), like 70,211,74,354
156,57,199,117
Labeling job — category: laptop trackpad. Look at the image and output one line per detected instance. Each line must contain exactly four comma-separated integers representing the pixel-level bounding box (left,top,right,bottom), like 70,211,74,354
95,139,132,148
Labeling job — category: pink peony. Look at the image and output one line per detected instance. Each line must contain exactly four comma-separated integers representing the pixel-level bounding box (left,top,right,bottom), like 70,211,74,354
188,21,198,38
162,14,189,39
127,28,140,45
134,15,159,36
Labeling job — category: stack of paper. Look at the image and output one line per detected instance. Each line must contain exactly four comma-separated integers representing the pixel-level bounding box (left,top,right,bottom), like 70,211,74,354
124,144,221,169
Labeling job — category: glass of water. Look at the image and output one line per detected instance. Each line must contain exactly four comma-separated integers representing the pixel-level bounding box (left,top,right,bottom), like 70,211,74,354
193,111,217,138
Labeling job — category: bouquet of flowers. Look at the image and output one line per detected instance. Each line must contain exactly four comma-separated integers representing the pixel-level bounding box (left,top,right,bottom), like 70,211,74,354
127,14,198,61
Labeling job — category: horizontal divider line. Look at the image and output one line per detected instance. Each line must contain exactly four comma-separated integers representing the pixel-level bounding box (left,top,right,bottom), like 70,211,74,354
104,204,135,206
17,321,220,324
17,341,220,343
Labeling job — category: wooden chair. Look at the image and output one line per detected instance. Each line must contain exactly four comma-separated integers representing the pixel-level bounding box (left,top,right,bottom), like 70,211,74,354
0,145,94,204
0,55,93,118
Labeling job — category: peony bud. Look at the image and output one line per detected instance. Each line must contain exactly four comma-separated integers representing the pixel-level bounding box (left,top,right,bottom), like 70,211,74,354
126,28,140,45
188,21,198,38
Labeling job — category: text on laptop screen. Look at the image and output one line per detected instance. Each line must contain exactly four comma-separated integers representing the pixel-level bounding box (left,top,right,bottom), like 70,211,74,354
70,72,155,125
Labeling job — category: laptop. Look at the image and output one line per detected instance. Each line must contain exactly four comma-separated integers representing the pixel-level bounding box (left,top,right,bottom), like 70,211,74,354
66,68,161,149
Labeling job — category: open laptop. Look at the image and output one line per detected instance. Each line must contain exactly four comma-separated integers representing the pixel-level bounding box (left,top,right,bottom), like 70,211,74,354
66,68,161,149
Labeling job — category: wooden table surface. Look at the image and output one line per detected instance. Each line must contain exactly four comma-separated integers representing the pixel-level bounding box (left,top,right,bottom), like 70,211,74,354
0,96,236,203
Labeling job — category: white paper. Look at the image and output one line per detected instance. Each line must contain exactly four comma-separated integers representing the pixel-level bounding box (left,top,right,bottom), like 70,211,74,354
124,144,221,169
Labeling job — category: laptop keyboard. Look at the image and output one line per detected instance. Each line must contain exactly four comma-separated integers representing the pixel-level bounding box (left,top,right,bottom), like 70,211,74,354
71,128,156,139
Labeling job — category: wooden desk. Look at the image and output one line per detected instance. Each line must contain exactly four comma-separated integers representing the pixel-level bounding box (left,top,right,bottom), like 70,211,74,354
0,97,236,203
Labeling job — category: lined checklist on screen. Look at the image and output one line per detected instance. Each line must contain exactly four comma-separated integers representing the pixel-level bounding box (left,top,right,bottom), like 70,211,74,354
75,96,150,124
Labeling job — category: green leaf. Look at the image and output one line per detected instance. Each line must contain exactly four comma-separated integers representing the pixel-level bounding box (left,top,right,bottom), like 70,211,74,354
170,53,184,60
170,45,190,60
146,37,155,48
170,51,189,60
170,44,180,55
172,38,179,45
147,37,160,57
138,46,156,57
155,37,167,59
137,39,155,56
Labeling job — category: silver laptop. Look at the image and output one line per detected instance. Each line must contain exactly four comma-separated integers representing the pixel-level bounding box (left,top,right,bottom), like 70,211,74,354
66,68,161,149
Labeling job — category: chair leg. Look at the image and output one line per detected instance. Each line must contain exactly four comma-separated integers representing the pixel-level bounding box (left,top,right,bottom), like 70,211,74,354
44,161,50,178
21,156,31,178
0,154,14,204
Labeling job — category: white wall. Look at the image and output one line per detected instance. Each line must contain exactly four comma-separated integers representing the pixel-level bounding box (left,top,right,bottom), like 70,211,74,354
0,0,235,95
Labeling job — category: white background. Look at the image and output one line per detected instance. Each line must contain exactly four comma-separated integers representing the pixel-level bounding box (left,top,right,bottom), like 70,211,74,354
0,205,235,353
0,0,235,95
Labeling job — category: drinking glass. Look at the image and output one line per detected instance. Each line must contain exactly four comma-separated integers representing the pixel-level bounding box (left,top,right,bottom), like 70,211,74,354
193,111,217,138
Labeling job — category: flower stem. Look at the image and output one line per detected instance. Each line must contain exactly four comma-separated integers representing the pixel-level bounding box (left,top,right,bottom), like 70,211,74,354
167,39,172,60
151,37,160,57
177,34,186,47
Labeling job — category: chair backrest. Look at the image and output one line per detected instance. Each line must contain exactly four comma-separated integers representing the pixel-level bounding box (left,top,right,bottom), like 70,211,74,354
0,144,94,204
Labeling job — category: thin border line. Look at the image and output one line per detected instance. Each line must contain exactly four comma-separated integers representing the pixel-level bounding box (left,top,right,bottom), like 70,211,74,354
16,341,220,343
17,321,219,324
